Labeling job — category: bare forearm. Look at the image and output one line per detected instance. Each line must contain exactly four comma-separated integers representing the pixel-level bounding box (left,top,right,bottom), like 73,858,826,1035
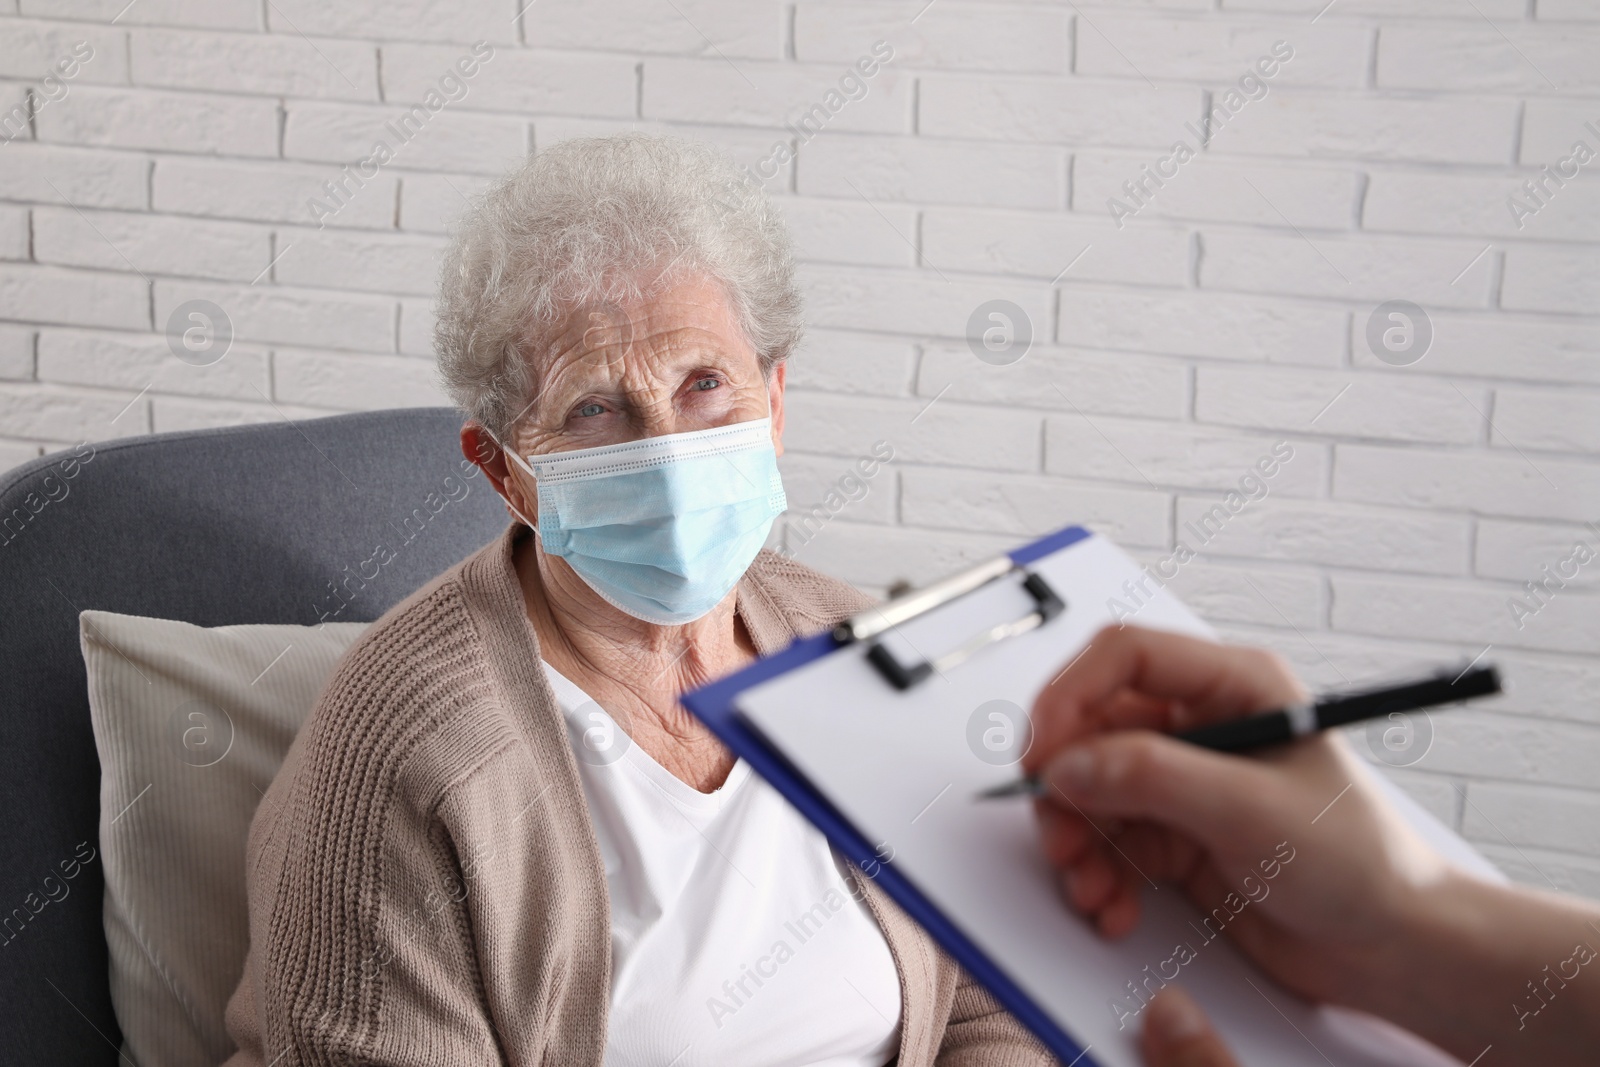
1354,873,1600,1066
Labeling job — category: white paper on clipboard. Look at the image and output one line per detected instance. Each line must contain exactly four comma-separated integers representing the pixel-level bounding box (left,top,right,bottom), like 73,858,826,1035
737,531,1494,1067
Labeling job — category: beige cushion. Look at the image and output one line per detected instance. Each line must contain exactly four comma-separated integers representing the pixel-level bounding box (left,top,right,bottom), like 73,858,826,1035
81,610,368,1067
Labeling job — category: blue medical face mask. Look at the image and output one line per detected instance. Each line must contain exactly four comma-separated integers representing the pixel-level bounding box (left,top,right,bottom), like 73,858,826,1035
499,417,787,625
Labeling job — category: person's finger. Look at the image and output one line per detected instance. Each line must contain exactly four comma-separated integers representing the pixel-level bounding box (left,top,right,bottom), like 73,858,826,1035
1034,802,1095,868
1140,987,1240,1067
1024,626,1307,775
1058,828,1219,940
1053,830,1161,938
1095,874,1142,938
1039,731,1281,844
1107,820,1207,888
1095,688,1179,733
1054,846,1140,936
1061,847,1120,914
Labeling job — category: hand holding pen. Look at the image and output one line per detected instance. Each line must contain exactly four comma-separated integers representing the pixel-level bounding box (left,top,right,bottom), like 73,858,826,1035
1022,625,1600,1067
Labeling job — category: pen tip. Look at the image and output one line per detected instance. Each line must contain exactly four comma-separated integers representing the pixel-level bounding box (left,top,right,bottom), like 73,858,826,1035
975,777,1041,800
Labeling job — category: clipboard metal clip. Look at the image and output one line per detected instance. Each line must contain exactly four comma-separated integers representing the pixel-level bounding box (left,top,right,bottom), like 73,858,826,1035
832,557,1067,691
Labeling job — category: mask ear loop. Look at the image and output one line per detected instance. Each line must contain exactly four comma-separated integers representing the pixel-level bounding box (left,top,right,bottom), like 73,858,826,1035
757,365,778,433
484,429,542,538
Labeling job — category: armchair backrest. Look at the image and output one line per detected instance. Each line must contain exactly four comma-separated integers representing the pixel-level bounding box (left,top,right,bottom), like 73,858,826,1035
0,408,506,1064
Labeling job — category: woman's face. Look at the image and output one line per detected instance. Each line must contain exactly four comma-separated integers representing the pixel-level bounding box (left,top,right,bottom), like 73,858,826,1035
509,273,783,458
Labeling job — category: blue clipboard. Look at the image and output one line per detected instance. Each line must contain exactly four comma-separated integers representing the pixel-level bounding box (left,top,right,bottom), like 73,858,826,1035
681,524,1095,1065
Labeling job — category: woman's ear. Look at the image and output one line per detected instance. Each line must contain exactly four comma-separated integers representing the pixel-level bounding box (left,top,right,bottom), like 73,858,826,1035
461,423,536,523
768,362,787,458
461,423,506,485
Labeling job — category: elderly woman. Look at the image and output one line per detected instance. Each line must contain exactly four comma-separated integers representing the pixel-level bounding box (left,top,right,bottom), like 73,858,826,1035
222,135,1049,1066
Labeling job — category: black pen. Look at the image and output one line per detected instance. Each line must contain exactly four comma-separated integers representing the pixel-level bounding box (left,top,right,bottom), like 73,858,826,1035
976,662,1501,799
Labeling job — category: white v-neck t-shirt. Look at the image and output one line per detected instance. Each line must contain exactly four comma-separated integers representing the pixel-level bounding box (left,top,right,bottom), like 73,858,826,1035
543,663,903,1067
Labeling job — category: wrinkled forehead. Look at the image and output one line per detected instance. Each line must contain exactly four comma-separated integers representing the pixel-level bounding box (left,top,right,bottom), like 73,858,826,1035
519,274,764,407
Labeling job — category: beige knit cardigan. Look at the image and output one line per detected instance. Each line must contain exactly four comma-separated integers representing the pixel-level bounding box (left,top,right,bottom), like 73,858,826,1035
221,524,1055,1066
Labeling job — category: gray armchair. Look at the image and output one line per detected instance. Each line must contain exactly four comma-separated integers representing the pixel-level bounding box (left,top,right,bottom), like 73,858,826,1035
0,408,505,1065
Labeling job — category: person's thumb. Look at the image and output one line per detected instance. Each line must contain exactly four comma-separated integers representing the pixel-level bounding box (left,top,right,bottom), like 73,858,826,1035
1041,730,1276,844
1140,987,1239,1067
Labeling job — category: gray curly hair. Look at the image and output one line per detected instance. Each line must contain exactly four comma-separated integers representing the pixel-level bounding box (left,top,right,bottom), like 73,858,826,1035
434,133,804,442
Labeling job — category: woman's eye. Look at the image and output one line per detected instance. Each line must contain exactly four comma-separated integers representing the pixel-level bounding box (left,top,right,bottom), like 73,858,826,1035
576,402,605,418
691,377,720,392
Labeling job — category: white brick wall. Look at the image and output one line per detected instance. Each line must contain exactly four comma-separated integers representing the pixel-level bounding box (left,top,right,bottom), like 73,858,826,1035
0,1,1596,899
